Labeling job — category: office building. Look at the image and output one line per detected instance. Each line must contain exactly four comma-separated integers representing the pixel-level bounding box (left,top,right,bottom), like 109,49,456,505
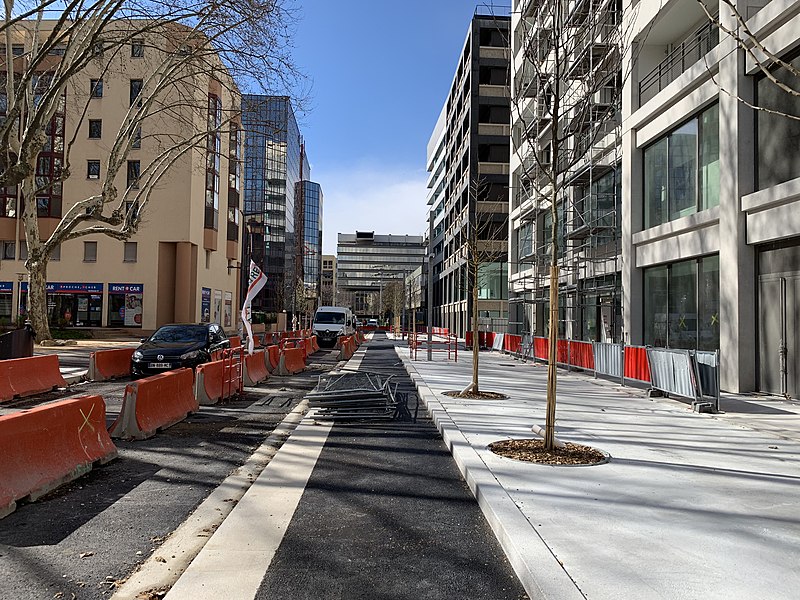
508,0,623,344
0,23,241,331
297,180,323,314
336,232,426,320
321,254,337,306
622,0,800,393
426,10,511,338
242,95,307,317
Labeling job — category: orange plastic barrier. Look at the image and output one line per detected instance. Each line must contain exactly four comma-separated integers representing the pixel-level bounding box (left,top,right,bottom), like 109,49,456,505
194,354,242,405
304,337,314,357
277,347,306,375
0,354,68,403
109,368,198,440
266,345,280,372
243,349,270,386
0,395,117,518
229,335,242,348
88,347,135,381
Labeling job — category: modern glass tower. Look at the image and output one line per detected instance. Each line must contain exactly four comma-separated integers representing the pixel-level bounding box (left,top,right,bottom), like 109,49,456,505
241,95,307,315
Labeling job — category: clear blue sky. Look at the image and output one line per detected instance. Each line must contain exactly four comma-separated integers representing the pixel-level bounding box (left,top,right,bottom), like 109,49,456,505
291,1,507,254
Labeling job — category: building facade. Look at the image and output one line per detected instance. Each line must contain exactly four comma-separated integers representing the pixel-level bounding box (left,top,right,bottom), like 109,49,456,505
0,23,242,332
623,0,800,394
426,11,511,338
242,95,307,317
298,180,323,314
320,254,337,306
336,232,426,321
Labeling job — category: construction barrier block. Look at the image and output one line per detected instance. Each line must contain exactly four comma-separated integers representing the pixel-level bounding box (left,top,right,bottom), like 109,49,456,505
243,349,270,386
193,360,235,405
266,345,280,372
0,395,117,519
88,348,135,381
277,347,306,376
0,355,68,403
109,368,198,440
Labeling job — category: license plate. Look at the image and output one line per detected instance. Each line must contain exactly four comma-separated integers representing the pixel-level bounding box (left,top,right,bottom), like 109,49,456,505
149,362,171,369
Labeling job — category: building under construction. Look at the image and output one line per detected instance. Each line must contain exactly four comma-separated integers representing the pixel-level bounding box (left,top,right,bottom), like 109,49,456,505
508,0,623,344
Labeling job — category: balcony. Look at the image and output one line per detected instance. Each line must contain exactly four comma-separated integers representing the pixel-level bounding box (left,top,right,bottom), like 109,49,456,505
638,20,719,105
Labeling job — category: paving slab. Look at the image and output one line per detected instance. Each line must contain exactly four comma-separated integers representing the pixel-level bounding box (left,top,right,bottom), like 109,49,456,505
397,346,800,600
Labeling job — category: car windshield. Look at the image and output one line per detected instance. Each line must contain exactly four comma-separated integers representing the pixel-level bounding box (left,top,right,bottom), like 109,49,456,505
150,325,207,343
314,312,345,325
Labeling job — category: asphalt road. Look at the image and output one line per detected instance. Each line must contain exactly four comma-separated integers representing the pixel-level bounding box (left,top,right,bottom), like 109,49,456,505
255,335,528,600
0,348,342,600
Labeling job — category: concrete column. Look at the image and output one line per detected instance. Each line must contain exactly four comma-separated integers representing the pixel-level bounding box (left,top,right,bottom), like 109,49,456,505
622,42,643,345
717,4,757,392
174,242,193,323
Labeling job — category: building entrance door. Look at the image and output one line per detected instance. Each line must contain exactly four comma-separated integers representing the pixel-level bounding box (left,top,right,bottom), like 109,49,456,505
758,274,800,398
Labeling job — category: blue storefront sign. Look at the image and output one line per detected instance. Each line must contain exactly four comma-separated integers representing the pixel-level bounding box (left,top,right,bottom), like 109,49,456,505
20,282,104,294
0,282,12,292
201,287,211,323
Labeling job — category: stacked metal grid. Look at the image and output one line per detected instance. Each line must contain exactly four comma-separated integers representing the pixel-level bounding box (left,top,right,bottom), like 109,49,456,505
307,371,399,421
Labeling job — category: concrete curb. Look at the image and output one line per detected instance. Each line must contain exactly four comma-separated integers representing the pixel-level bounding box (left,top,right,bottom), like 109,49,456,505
111,400,309,600
394,347,585,600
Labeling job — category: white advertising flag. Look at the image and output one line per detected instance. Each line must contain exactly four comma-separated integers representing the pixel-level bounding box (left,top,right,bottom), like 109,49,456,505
241,260,267,355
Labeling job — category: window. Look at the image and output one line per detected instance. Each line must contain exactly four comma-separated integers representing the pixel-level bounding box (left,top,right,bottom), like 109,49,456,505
127,160,140,189
124,241,137,262
643,254,719,350
131,39,144,58
757,52,800,188
87,160,100,179
131,126,141,149
90,78,103,98
83,241,97,262
1,241,14,260
129,79,143,107
643,104,719,228
0,186,16,218
88,119,102,139
205,94,221,229
19,241,27,260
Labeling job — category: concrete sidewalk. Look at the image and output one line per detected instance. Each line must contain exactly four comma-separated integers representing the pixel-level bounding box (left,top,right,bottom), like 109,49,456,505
396,345,800,600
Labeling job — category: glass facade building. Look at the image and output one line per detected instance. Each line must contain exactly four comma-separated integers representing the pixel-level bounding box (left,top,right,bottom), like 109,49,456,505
242,95,305,314
300,181,323,310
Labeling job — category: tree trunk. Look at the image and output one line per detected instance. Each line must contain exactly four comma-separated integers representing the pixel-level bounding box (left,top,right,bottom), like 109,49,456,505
471,259,479,394
545,264,558,450
27,259,51,341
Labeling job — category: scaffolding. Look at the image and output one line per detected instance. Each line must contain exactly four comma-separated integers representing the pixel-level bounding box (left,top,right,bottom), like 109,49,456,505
509,0,623,344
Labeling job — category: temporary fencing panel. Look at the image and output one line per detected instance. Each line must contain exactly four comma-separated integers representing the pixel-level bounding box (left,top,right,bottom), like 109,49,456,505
533,337,548,360
694,350,720,410
623,346,651,383
646,348,697,401
568,341,594,370
491,333,504,352
593,342,624,380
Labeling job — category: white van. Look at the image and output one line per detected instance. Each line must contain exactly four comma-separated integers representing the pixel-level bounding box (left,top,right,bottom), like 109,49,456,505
312,306,356,348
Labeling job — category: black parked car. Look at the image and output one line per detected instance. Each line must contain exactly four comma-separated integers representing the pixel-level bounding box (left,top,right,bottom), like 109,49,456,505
131,323,230,377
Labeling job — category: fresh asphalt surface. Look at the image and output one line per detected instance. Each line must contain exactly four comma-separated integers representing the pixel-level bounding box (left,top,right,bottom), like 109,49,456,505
254,334,528,600
0,348,341,600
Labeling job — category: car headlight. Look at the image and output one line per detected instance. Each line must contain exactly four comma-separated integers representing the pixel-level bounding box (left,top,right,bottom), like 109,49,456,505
180,350,202,361
133,351,143,360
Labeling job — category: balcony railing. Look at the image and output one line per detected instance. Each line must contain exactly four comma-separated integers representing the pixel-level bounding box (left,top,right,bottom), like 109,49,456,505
638,20,719,105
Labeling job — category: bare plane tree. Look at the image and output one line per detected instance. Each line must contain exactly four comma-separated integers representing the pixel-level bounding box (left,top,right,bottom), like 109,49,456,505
1,0,304,340
508,0,639,448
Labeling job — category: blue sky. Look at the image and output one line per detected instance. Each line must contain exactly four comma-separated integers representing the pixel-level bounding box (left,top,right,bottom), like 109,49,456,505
292,1,503,254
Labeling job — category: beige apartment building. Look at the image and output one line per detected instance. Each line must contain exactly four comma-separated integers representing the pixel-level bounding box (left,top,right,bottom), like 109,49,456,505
0,22,242,332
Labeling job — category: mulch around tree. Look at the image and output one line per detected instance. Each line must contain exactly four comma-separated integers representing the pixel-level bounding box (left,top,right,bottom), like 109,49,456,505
489,438,609,466
442,390,509,400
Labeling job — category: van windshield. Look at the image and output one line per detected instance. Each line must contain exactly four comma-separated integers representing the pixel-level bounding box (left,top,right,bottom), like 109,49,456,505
315,312,346,325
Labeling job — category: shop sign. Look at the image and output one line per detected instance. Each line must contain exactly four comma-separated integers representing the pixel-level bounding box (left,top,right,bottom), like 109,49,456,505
110,283,144,294
20,282,103,294
0,282,12,292
201,287,211,323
